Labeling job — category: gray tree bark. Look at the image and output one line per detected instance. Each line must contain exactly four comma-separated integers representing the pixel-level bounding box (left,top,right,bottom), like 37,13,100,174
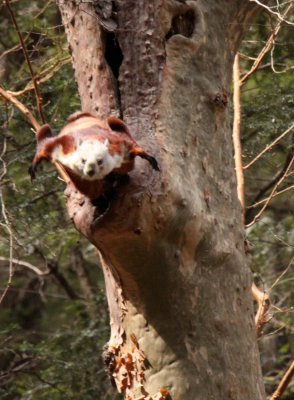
57,1,266,399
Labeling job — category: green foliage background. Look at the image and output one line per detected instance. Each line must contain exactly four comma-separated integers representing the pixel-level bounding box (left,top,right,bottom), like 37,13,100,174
0,1,293,399
240,10,294,398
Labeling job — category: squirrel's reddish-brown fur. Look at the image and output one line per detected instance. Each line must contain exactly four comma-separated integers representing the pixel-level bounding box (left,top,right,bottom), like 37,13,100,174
29,112,159,199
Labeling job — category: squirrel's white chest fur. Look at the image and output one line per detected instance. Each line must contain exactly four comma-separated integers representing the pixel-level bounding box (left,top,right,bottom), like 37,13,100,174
52,139,124,180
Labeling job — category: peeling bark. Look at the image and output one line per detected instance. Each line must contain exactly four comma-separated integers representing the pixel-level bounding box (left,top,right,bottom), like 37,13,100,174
57,1,266,399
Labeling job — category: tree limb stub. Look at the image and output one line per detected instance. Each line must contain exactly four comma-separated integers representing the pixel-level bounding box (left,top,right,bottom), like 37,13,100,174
57,1,266,399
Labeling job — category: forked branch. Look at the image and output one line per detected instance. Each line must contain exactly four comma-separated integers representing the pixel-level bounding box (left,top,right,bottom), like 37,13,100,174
241,3,293,84
249,0,294,26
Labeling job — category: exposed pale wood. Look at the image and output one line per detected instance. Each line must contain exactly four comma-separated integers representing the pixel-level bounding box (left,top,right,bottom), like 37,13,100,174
233,53,245,221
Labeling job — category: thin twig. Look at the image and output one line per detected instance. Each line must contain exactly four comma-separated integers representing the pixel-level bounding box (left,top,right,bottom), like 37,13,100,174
246,155,294,227
28,189,59,205
0,256,50,276
270,37,291,74
263,325,286,338
246,184,294,209
0,139,14,304
269,256,294,292
0,137,7,181
232,53,245,222
8,57,70,97
0,42,22,61
270,360,294,400
4,0,46,124
0,87,40,131
245,150,294,224
241,3,293,84
47,261,81,300
249,0,294,26
272,230,294,250
244,123,294,170
33,0,54,20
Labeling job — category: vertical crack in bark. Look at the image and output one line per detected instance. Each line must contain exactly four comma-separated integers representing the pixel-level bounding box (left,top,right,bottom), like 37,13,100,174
103,29,124,117
104,32,123,80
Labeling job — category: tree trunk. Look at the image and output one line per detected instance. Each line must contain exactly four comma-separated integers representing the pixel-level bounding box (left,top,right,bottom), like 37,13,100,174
57,1,265,399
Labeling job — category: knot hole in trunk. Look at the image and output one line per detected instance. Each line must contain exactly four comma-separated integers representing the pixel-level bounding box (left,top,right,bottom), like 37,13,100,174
166,8,196,40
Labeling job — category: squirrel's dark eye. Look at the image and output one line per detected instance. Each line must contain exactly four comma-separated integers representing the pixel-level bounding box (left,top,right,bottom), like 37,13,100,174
81,159,86,164
97,160,103,166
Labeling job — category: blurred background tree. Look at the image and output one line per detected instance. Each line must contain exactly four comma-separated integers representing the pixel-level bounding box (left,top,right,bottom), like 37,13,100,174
0,1,293,399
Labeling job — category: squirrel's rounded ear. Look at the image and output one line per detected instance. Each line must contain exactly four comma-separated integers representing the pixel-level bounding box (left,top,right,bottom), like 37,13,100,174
107,116,129,135
36,124,52,142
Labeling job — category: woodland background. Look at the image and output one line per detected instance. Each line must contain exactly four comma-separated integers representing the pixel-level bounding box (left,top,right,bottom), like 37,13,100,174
0,1,293,399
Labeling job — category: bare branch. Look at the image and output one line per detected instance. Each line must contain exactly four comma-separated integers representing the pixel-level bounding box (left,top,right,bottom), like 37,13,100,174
0,42,22,61
246,150,294,225
270,360,294,400
0,256,49,276
246,154,294,227
47,261,81,300
8,57,70,97
249,0,294,26
0,138,14,304
244,123,294,170
0,256,82,300
34,0,54,20
246,184,294,209
71,248,96,302
4,0,46,124
241,3,293,84
0,87,40,131
269,256,294,291
270,33,294,74
29,189,59,205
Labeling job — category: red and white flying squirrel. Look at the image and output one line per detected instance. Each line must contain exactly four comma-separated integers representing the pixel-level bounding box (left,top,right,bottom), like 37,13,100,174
29,112,159,198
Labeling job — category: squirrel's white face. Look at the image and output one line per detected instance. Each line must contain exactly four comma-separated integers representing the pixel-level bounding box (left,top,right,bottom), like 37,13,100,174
53,139,123,180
